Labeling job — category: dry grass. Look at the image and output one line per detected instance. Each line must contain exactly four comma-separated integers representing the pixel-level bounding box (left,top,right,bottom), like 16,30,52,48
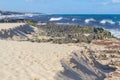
93,40,113,46
106,45,120,49
93,39,120,50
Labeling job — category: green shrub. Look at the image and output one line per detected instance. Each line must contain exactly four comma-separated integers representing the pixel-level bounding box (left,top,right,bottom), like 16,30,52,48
32,23,113,44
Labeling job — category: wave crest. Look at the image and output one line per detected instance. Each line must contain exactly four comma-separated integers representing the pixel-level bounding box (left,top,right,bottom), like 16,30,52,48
49,17,63,21
109,29,120,38
100,20,115,25
85,18,96,23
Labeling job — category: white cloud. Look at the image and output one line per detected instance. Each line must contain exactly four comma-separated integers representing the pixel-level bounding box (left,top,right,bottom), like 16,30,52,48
112,0,120,3
100,0,120,5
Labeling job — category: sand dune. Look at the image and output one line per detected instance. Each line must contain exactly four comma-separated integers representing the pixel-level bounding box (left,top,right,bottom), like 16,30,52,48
0,23,25,30
0,23,35,40
0,40,80,80
0,23,117,80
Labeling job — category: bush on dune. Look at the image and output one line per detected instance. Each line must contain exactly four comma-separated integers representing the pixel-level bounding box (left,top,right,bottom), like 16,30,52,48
30,22,113,43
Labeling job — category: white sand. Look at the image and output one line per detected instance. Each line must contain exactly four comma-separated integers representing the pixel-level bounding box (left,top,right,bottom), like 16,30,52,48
0,40,80,80
0,23,25,30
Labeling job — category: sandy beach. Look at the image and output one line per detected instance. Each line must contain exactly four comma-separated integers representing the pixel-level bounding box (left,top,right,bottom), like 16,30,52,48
0,40,80,80
0,23,119,80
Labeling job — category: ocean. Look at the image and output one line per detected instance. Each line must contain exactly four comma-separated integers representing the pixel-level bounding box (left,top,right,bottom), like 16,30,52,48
1,14,120,38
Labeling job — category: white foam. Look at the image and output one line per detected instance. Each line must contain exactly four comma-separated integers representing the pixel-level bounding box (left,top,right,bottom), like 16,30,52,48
117,21,120,25
56,22,71,25
0,13,39,19
49,17,63,21
100,20,115,25
25,13,34,17
0,15,23,19
24,13,39,17
109,29,120,38
72,18,76,21
85,18,96,23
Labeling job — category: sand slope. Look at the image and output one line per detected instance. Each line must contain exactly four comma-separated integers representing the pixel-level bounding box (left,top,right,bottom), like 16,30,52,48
0,23,25,30
0,23,116,80
0,40,80,80
0,23,35,40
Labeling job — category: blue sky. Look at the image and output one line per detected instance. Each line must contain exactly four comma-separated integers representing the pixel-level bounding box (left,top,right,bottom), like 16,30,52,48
0,0,120,14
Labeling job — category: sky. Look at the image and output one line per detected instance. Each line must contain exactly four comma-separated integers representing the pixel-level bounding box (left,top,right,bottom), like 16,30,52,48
0,0,120,14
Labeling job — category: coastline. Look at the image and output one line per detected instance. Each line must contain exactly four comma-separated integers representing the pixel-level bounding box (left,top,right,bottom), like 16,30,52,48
0,23,119,80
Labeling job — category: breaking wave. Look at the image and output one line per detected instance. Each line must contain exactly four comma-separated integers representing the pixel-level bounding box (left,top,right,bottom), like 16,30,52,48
100,20,115,25
85,18,96,23
49,17,63,21
72,18,77,21
109,29,120,38
117,21,120,25
0,14,38,19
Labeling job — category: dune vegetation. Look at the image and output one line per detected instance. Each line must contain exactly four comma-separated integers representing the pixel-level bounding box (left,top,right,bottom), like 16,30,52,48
29,22,113,44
